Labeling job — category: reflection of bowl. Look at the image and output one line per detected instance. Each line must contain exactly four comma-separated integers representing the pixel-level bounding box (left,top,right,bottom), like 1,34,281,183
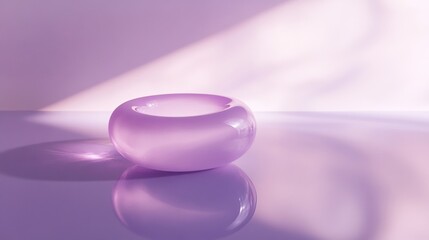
109,94,256,171
112,164,257,240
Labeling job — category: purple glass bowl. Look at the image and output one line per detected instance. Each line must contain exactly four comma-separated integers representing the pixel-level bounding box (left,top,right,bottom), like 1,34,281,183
108,93,256,171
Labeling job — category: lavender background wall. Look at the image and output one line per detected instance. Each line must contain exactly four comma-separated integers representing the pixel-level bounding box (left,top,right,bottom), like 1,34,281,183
0,0,284,110
1,0,429,111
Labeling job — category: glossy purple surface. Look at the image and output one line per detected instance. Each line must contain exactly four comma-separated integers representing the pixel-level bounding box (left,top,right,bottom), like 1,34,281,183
113,165,256,240
2,111,429,240
0,139,131,181
109,94,256,171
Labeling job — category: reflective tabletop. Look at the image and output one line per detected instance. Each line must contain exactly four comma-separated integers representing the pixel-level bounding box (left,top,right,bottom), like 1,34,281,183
1,111,429,240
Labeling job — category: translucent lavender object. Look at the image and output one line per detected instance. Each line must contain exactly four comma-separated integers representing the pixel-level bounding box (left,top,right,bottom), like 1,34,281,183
108,94,256,171
113,164,257,240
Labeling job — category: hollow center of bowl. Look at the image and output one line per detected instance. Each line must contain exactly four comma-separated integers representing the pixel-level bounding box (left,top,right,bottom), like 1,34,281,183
132,94,231,117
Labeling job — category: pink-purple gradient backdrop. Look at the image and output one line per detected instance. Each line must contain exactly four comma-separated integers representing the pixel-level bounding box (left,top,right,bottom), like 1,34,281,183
2,0,429,111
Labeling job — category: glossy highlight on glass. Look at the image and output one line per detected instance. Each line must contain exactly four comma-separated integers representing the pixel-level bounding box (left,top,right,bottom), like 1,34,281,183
109,94,256,171
112,164,257,240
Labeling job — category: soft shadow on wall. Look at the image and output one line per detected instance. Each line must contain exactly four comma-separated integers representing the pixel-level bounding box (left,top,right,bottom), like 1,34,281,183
0,0,286,110
2,1,429,112
37,0,378,112
40,0,429,112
